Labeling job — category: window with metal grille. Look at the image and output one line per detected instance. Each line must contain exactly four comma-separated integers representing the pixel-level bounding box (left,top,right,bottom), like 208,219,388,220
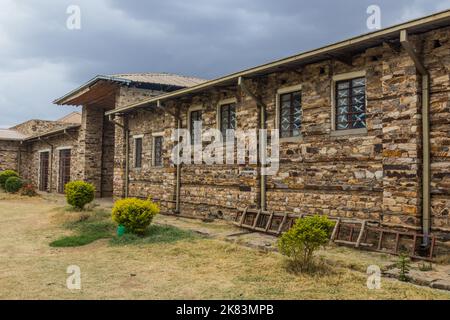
153,136,163,167
335,77,366,130
134,137,143,168
279,91,302,138
220,103,236,137
189,110,202,144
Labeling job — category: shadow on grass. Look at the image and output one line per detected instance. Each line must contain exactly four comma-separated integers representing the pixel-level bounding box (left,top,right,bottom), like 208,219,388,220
50,209,200,247
50,210,115,247
110,224,200,246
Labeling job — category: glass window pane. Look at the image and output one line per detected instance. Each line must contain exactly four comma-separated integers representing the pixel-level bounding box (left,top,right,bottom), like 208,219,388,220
337,81,350,90
336,78,366,131
352,78,365,87
154,136,163,167
279,91,302,138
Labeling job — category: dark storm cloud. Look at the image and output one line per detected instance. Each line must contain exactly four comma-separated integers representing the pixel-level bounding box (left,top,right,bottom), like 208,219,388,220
0,0,449,126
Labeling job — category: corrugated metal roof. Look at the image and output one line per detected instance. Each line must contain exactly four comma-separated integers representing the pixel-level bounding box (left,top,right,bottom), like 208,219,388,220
0,129,27,141
109,73,207,87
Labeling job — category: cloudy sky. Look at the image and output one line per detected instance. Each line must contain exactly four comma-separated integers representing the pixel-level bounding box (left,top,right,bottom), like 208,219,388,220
0,0,449,127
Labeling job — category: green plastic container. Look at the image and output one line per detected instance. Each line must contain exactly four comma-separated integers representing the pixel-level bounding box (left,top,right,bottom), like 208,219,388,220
117,225,126,237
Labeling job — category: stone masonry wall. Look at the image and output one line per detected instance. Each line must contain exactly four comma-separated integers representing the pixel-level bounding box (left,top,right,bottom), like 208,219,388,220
424,27,450,235
113,27,449,235
20,129,82,193
0,140,21,172
113,85,174,206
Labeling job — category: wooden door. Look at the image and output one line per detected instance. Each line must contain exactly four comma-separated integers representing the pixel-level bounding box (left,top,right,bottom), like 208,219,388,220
39,152,50,191
58,149,71,193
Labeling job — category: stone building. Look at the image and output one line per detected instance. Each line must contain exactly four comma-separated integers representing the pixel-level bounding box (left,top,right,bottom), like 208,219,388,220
1,11,449,246
1,74,206,196
102,11,450,243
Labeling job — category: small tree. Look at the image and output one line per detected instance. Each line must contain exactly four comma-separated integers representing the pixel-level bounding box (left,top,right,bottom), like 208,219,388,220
397,253,411,282
278,215,335,273
65,181,95,210
112,198,160,235
0,170,19,189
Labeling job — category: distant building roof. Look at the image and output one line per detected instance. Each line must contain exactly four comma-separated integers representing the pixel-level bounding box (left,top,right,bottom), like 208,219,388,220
57,111,82,124
23,123,80,142
54,72,208,106
0,129,27,141
109,73,207,88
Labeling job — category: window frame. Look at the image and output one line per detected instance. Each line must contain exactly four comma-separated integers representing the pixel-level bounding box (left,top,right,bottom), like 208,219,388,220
331,71,368,136
216,97,237,137
275,84,303,142
187,105,203,145
56,147,72,194
38,149,51,192
152,132,164,167
133,135,144,169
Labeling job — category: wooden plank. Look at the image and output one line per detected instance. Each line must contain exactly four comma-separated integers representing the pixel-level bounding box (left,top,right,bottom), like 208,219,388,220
240,207,248,226
334,240,373,247
330,218,341,242
265,211,274,232
429,236,436,260
377,231,384,251
355,221,366,248
277,212,289,235
252,210,262,229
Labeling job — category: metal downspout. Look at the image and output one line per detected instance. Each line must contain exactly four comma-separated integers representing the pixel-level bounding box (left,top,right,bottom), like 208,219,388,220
156,100,181,213
175,117,181,213
400,30,431,245
238,76,267,211
125,124,130,198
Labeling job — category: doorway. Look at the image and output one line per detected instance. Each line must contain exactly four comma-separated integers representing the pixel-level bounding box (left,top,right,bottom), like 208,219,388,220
58,149,71,193
39,151,50,191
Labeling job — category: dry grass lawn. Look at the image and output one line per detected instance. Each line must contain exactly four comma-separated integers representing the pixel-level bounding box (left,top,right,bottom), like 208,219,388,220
0,192,449,300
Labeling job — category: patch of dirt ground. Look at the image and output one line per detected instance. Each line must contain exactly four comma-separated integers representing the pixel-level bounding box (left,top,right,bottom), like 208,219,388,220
0,193,449,300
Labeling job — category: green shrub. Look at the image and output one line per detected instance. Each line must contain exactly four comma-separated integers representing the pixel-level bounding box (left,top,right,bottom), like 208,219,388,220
0,170,19,189
65,181,95,210
112,198,160,235
5,176,23,193
278,215,335,273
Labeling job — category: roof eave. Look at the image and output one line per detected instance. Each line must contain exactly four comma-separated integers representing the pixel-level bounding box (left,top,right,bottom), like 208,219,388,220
53,75,132,106
106,9,450,116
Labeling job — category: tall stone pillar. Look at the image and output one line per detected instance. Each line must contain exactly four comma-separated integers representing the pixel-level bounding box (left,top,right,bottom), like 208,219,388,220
381,43,422,230
79,105,104,197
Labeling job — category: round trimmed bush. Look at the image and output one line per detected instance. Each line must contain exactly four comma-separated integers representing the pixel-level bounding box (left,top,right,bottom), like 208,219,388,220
65,181,95,210
5,176,23,193
112,198,160,235
0,170,19,189
278,215,335,272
